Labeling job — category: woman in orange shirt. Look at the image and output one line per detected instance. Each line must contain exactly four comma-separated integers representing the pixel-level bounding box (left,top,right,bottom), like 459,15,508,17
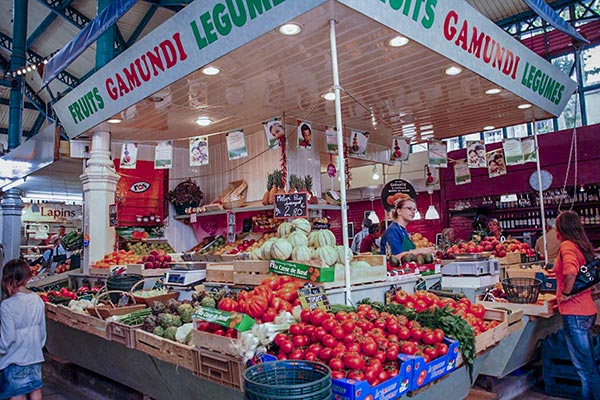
555,211,600,400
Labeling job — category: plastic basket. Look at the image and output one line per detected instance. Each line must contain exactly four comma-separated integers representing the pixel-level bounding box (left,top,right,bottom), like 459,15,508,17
106,274,143,302
501,277,542,304
244,361,331,400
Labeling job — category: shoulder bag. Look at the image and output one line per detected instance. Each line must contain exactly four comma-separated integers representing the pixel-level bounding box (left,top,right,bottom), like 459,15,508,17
560,250,600,295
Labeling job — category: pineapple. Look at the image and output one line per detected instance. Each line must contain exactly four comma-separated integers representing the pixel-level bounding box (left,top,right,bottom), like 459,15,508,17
262,172,273,205
304,175,318,204
269,170,285,204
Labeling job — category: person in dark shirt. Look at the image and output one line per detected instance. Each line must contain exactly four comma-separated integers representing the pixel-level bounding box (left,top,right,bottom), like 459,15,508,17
360,224,381,253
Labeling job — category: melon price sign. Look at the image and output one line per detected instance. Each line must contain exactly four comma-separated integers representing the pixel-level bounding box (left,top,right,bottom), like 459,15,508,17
274,192,308,219
297,285,331,311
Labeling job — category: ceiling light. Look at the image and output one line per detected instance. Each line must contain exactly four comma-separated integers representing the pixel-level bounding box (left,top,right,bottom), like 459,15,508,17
31,64,36,70
372,165,380,180
518,103,532,109
414,210,422,220
483,125,495,131
278,23,302,36
424,188,440,220
107,118,122,124
43,58,49,64
368,211,380,224
486,88,501,95
202,66,220,76
387,35,410,47
26,66,32,72
16,70,22,75
322,92,336,101
1,177,26,191
195,116,213,126
445,66,462,76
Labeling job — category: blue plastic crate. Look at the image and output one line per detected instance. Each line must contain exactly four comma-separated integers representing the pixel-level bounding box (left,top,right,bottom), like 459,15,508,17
542,330,600,362
544,376,582,399
398,338,460,391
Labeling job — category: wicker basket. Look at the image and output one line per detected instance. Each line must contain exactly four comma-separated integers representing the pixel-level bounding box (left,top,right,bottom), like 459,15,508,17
502,277,542,304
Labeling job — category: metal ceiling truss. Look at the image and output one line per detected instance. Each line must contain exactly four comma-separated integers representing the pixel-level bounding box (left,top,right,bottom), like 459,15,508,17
127,5,158,47
0,127,33,137
142,0,193,13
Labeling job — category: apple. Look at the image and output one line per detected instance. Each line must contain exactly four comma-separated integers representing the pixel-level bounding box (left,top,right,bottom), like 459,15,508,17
498,250,507,258
164,254,172,262
146,255,155,262
144,262,153,270
161,261,169,269
153,261,160,269
484,245,493,251
157,255,165,263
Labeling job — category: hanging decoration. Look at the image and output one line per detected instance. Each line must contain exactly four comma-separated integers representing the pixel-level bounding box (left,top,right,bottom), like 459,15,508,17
390,135,410,162
327,154,337,178
466,140,486,168
226,129,248,160
486,149,507,178
428,140,447,168
343,143,351,188
454,160,471,185
349,129,369,156
297,120,312,149
425,165,439,186
189,136,209,166
521,136,537,163
120,142,138,169
279,135,287,190
325,126,338,153
154,141,173,169
263,117,284,149
502,138,525,166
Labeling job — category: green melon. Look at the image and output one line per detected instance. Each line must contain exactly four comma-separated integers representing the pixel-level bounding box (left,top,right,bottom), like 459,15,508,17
316,245,337,266
292,218,311,235
308,231,319,248
291,245,312,261
288,231,308,248
261,239,277,260
350,260,371,269
316,230,336,248
277,222,294,238
336,245,352,264
271,238,293,260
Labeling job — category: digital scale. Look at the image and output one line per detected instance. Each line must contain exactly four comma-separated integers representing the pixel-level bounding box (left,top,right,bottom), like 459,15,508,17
441,255,501,301
164,262,206,300
442,259,500,276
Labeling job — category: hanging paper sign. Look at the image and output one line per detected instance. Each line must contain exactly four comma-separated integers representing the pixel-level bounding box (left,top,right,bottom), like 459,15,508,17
120,142,138,169
521,137,537,163
390,135,410,162
226,130,248,160
109,204,118,227
274,192,308,219
325,126,338,153
381,179,417,211
263,117,284,149
298,284,331,311
349,130,368,156
425,165,439,186
428,140,447,168
503,138,525,166
226,211,236,243
154,141,173,169
487,149,507,178
466,140,486,168
297,121,312,149
190,136,209,166
454,160,471,185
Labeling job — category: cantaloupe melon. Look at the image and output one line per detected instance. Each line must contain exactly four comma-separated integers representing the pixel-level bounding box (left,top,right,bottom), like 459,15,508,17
271,238,293,260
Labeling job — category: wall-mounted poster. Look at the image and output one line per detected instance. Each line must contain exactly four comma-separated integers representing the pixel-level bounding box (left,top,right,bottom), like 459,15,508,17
466,140,486,168
503,138,524,166
263,117,285,149
349,130,368,156
521,137,537,163
226,130,248,160
487,149,507,178
428,140,447,168
190,136,209,166
120,142,138,169
454,160,471,185
154,141,173,169
325,126,338,153
297,121,312,149
390,135,410,162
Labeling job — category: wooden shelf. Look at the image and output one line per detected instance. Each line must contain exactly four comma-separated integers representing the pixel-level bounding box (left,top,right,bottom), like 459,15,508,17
174,203,342,220
494,201,600,213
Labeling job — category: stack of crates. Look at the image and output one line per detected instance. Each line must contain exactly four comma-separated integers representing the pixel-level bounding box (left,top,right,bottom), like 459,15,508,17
541,330,600,399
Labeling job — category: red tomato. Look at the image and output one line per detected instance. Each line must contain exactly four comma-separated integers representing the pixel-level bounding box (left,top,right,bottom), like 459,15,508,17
289,324,304,336
393,290,409,304
374,318,387,330
245,295,268,318
346,342,361,352
397,326,411,340
361,340,378,356
386,320,400,334
260,276,280,291
364,368,379,386
422,329,437,345
470,304,486,319
400,342,417,355
341,319,355,334
378,370,390,383
304,351,318,361
343,333,356,344
279,340,294,354
322,334,338,348
386,346,399,361
321,318,337,332
262,308,277,323
217,298,238,312
373,350,387,363
459,297,472,308
410,327,424,341
329,358,345,371
331,370,346,380
300,309,312,323
289,348,305,360
274,333,288,346
433,328,445,343
343,352,365,370
319,347,333,361
423,346,439,360
277,353,288,360
292,335,309,347
347,370,365,381
310,309,328,326
253,286,273,303
387,333,399,343
331,325,346,340
335,311,348,322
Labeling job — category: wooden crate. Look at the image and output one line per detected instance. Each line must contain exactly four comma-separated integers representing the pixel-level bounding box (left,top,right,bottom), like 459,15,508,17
496,252,521,266
69,311,109,339
106,321,140,348
54,304,80,329
475,308,508,354
135,329,196,371
192,330,241,357
193,348,244,390
506,309,525,334
233,260,273,286
45,303,60,322
206,262,234,284
476,295,556,318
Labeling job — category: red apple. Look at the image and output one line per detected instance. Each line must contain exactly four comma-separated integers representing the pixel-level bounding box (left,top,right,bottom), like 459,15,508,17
164,254,172,262
144,262,153,270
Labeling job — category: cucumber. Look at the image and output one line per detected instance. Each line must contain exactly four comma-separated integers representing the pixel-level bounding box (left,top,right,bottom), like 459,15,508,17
330,304,356,313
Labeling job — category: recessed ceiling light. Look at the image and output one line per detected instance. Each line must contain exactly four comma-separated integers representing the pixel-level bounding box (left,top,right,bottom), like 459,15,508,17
387,35,410,47
148,96,164,102
485,88,501,95
107,118,122,124
278,23,302,36
322,92,336,101
195,116,213,126
518,103,532,109
445,66,462,76
202,66,220,76
483,125,495,131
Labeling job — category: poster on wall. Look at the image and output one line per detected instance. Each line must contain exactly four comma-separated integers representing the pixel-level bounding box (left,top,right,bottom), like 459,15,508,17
325,126,338,153
466,140,486,168
380,179,417,211
226,130,248,160
521,137,537,163
349,130,368,156
503,138,525,166
297,121,312,149
390,135,410,162
190,136,209,166
487,149,507,178
154,141,173,169
428,140,447,168
454,160,471,185
263,117,285,149
120,142,138,169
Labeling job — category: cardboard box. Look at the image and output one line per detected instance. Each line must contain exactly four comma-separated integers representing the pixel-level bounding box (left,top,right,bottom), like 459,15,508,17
268,259,335,283
192,307,255,332
399,338,459,391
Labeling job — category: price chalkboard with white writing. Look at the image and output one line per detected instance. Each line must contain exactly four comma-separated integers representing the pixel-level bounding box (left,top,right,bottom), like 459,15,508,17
274,192,308,219
297,284,331,311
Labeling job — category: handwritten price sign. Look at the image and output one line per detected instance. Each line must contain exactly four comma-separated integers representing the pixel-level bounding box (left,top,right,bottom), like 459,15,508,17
274,192,308,219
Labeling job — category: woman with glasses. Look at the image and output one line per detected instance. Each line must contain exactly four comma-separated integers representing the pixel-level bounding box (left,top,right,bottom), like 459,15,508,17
380,198,434,259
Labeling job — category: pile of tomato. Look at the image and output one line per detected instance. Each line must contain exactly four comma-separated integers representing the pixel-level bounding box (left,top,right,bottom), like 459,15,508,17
390,290,499,335
271,304,449,386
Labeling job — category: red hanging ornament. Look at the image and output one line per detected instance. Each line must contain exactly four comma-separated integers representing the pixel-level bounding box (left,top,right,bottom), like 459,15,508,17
343,143,351,189
279,136,287,189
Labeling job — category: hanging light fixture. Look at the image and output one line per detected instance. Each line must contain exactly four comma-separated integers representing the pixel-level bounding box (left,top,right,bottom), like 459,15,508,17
372,164,380,180
414,210,422,220
425,188,440,220
368,211,380,224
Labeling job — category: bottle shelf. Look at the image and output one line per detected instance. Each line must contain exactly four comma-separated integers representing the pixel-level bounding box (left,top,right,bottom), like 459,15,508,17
495,201,600,212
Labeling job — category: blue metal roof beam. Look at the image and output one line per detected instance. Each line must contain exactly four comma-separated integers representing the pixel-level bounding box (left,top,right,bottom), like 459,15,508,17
0,97,40,111
143,0,192,12
0,127,33,137
0,53,48,119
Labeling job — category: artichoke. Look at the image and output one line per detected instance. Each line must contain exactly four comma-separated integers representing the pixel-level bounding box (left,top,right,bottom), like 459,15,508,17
158,313,181,328
166,298,182,314
153,326,165,337
163,326,178,341
151,301,166,315
177,303,194,323
142,315,157,332
200,296,216,308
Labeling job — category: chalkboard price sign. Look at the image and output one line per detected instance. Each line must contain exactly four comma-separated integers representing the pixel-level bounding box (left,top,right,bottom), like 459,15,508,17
298,284,331,311
274,192,308,219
